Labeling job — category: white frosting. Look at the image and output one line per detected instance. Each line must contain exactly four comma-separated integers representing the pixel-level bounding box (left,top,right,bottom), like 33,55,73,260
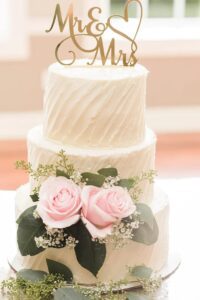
28,126,156,204
13,60,170,286
43,62,148,148
14,183,169,284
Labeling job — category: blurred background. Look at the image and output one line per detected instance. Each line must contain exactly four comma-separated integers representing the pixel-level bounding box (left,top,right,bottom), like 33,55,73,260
0,0,200,190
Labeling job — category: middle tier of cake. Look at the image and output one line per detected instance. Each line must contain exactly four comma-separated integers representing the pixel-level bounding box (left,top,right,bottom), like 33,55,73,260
28,126,156,204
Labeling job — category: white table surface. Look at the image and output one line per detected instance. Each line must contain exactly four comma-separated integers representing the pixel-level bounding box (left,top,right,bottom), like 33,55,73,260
0,178,200,300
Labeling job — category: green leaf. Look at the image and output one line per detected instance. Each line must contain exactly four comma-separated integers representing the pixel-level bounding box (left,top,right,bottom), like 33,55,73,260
17,206,46,256
74,220,106,276
81,172,105,187
54,288,88,300
127,293,150,300
47,259,73,283
17,269,47,282
132,219,159,246
97,167,118,178
64,222,80,238
30,194,39,202
118,178,135,190
130,266,153,279
131,203,159,245
56,169,70,179
136,203,155,230
16,205,37,225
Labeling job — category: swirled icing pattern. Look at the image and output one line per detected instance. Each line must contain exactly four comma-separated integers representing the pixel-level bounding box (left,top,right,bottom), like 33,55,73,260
43,62,148,148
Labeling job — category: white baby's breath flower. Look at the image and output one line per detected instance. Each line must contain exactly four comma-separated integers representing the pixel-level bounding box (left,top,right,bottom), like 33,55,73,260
34,236,49,249
33,209,40,219
103,176,120,188
70,171,82,184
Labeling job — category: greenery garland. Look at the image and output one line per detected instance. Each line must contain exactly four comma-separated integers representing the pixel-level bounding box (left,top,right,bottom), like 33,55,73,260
1,266,162,300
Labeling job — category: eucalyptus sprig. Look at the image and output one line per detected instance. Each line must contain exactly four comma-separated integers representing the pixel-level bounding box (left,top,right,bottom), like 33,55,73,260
1,274,65,300
55,149,75,177
1,265,161,299
15,160,33,174
1,275,150,300
129,265,162,294
15,160,56,180
16,150,76,193
128,170,157,201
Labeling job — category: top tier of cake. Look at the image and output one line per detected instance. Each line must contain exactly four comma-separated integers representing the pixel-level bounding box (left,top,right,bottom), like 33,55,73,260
43,61,148,149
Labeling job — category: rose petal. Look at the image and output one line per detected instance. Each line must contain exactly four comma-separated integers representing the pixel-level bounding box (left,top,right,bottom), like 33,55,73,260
38,176,81,228
81,216,113,239
80,185,136,238
41,212,81,229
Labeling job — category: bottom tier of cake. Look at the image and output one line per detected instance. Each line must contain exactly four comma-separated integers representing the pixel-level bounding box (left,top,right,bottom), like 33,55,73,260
14,183,169,285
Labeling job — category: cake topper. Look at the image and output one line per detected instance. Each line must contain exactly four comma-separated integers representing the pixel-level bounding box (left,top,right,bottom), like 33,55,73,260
46,0,143,67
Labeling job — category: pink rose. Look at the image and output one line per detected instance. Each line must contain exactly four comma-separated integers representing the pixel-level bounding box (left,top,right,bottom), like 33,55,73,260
37,176,82,228
81,186,136,238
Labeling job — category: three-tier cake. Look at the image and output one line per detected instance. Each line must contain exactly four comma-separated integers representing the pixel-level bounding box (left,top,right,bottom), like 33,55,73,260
13,60,169,285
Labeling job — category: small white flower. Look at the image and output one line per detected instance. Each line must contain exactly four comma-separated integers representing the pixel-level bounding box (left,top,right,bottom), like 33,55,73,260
34,236,49,248
70,171,82,184
33,210,40,219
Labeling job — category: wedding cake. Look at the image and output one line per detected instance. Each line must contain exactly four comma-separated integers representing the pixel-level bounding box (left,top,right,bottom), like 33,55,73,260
14,60,169,285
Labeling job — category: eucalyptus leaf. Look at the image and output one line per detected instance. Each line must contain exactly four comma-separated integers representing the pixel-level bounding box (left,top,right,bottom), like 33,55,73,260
127,293,150,300
30,194,39,202
130,266,153,279
136,203,155,230
132,218,159,245
131,203,159,245
56,169,70,179
74,220,106,276
47,259,73,283
64,222,79,238
17,269,47,282
118,178,135,190
81,172,105,187
98,167,118,178
16,205,37,225
17,206,46,256
54,288,88,300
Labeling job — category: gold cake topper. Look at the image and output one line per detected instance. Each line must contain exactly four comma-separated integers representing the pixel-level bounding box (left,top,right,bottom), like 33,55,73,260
46,0,143,67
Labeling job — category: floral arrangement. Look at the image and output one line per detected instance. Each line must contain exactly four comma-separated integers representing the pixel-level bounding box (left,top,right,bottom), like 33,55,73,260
4,150,161,299
15,151,158,277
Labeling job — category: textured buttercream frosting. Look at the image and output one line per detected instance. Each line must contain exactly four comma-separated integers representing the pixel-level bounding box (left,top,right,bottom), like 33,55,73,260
43,61,148,149
13,60,170,286
28,126,156,204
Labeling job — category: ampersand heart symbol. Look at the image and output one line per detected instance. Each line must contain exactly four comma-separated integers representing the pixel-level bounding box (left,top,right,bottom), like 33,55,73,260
107,0,143,45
